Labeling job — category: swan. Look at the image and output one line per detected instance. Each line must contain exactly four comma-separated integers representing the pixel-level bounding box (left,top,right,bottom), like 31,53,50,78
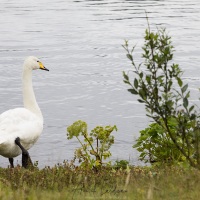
0,56,49,168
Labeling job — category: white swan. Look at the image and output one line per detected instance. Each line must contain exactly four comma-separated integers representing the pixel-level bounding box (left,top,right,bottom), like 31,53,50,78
0,56,49,168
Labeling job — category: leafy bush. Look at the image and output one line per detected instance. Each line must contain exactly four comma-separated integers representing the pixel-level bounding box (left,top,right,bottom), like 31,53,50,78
67,120,117,170
133,120,186,164
113,160,130,170
123,23,200,169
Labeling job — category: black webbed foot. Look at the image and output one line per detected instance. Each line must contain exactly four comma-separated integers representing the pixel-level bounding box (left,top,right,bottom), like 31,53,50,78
15,137,33,168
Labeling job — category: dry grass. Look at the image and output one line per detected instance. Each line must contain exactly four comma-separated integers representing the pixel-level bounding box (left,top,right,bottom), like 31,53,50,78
0,163,200,200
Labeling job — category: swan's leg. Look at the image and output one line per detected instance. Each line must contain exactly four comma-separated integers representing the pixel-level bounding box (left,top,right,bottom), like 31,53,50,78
15,137,33,168
8,158,14,168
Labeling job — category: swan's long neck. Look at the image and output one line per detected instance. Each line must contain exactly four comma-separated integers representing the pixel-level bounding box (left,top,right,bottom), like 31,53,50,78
22,67,43,120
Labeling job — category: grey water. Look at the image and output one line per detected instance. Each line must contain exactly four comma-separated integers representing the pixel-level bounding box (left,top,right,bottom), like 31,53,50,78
0,0,200,168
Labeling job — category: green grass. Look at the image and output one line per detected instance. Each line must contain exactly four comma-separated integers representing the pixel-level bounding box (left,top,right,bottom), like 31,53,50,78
0,162,200,200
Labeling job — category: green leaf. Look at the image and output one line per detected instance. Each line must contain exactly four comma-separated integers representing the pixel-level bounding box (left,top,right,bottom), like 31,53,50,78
123,80,131,85
126,54,133,61
190,114,196,120
185,91,190,98
157,75,164,82
139,89,147,100
177,77,183,87
128,88,138,95
183,97,188,108
138,99,145,103
168,80,173,92
134,78,138,89
146,75,151,84
181,84,188,94
123,71,129,81
189,105,195,113
139,72,143,79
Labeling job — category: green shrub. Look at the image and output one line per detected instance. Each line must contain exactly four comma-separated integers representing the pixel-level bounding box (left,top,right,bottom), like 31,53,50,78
67,120,117,170
113,160,130,170
123,23,200,169
133,120,187,165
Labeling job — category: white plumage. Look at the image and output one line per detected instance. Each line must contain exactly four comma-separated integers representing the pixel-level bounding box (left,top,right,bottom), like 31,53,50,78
0,56,49,168
0,108,43,157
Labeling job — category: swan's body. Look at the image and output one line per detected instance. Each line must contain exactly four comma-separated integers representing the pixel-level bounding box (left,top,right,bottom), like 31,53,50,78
0,108,43,158
0,56,49,167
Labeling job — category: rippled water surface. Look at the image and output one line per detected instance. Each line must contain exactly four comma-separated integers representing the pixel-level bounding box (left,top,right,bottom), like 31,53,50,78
0,0,200,167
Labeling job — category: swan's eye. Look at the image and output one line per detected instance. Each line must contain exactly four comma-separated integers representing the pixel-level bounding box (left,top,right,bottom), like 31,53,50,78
37,61,39,63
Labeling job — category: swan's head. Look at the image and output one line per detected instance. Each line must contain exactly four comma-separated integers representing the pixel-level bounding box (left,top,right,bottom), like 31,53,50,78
23,56,49,71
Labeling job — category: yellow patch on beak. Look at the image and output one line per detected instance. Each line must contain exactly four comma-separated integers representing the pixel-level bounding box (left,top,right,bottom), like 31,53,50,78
39,62,45,69
39,62,49,71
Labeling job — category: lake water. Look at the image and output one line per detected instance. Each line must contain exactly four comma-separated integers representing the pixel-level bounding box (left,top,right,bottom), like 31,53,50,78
0,0,200,168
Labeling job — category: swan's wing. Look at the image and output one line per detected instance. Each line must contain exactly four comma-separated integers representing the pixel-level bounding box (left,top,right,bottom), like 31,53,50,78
0,108,43,147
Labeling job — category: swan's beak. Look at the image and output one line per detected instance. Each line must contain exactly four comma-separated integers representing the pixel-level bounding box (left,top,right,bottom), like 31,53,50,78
39,62,49,71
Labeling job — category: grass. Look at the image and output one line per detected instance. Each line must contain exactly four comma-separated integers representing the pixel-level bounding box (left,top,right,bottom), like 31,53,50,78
0,161,200,200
